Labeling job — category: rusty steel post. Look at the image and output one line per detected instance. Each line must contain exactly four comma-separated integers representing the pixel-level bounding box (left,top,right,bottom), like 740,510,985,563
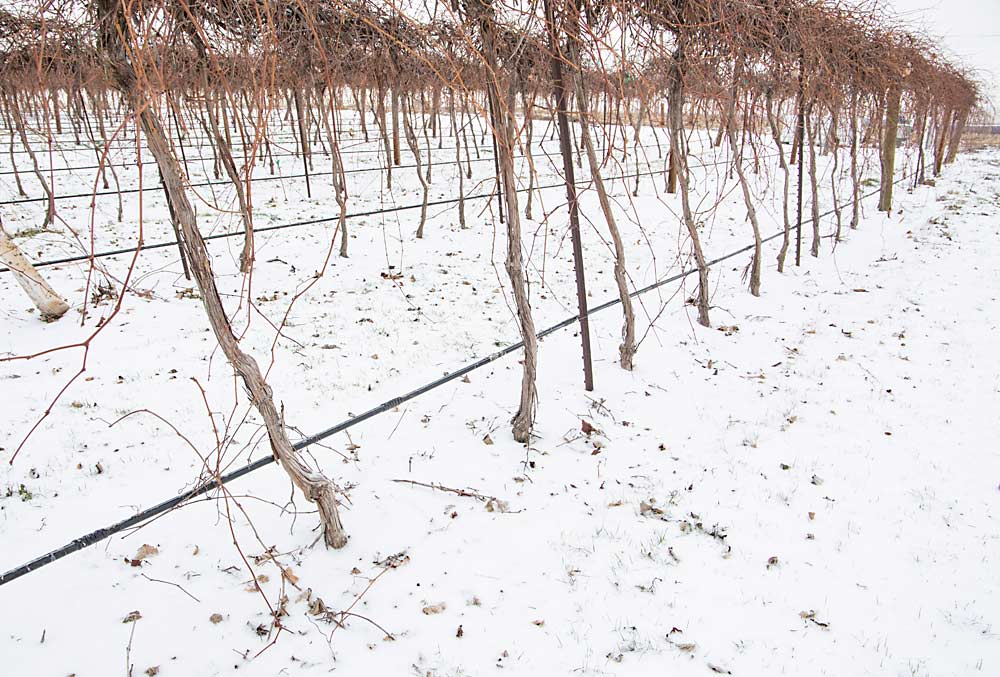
545,0,594,391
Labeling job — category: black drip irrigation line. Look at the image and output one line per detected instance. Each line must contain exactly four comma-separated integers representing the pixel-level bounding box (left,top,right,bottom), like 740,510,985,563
0,168,916,587
0,140,746,273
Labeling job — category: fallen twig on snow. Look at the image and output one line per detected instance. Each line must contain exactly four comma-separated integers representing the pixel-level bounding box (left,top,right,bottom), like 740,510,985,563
391,479,512,512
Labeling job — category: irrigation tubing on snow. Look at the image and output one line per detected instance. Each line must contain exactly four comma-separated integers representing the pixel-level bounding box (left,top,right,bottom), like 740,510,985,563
0,169,916,587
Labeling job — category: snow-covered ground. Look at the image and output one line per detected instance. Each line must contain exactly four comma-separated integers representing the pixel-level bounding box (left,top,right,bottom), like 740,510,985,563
1,120,998,676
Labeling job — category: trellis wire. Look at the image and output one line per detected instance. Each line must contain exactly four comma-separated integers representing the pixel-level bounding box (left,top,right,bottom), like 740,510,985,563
0,144,766,273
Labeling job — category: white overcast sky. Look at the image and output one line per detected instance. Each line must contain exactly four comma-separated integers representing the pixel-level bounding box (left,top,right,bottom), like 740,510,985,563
888,0,1000,116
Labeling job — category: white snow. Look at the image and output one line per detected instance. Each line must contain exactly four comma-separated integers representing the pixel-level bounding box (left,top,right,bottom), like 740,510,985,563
2,120,999,676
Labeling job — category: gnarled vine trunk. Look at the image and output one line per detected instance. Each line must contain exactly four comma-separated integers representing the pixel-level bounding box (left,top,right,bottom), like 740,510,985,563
668,44,711,327
476,4,537,442
569,14,636,369
96,0,347,548
765,90,792,272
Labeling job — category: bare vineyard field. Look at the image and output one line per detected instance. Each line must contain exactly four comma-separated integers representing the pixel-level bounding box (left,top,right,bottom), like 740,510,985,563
1,1,995,675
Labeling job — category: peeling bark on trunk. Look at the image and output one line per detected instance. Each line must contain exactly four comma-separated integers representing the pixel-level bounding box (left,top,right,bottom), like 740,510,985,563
668,45,710,327
205,89,254,273
320,90,350,257
574,53,636,369
401,97,429,238
419,92,432,183
96,0,347,548
476,7,537,442
293,89,312,199
5,127,27,198
391,89,401,166
944,109,966,165
356,86,368,142
7,93,56,228
449,90,466,229
933,108,952,176
372,84,392,190
789,105,800,166
726,113,763,296
765,90,791,272
78,89,110,190
0,223,70,320
663,145,677,193
459,97,474,176
849,93,861,230
914,104,928,187
879,84,901,212
522,88,537,221
828,108,843,242
807,110,821,257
